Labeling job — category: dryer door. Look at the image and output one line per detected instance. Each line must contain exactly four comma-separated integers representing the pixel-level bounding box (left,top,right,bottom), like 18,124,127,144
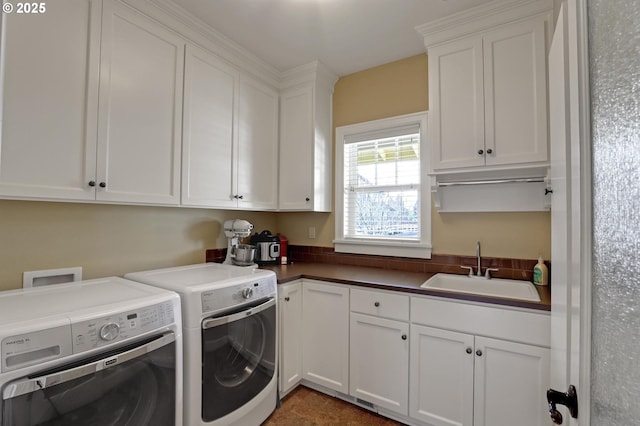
1,333,176,426
201,297,276,422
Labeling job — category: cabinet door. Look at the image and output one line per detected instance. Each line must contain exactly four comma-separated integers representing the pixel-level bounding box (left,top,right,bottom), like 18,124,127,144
279,85,313,210
279,281,303,396
301,281,349,393
97,0,183,205
429,37,485,171
0,0,100,200
473,336,550,426
350,313,408,415
483,17,549,167
237,76,278,210
410,324,474,426
182,45,237,208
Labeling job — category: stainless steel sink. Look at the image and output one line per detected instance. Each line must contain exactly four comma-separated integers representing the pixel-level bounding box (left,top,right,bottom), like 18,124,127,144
420,273,541,302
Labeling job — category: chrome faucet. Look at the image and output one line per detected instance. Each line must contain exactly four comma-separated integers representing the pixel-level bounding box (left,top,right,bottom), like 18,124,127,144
476,241,482,277
460,241,498,278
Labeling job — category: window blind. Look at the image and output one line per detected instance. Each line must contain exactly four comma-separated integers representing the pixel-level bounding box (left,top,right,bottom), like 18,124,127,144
343,131,420,240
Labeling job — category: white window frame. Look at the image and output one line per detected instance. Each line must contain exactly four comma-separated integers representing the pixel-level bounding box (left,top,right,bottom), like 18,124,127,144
334,111,431,259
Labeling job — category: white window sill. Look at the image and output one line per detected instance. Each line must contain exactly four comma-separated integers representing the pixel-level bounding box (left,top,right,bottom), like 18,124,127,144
334,239,432,259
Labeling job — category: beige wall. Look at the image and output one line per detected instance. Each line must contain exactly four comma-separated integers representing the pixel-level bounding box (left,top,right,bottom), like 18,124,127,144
276,54,551,260
0,200,276,291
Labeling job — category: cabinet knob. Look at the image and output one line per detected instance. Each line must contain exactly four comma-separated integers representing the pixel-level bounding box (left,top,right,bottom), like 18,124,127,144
305,197,310,202
477,149,484,155
284,296,290,302
486,148,493,154
476,349,483,357
374,301,380,307
88,181,96,187
401,334,407,340
238,195,244,199
99,182,106,188
466,347,473,354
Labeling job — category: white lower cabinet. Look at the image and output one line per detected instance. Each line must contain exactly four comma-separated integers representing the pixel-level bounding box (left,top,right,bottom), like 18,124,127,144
278,283,550,426
410,297,550,426
301,280,349,393
473,336,550,426
349,288,409,415
278,281,303,396
410,325,475,426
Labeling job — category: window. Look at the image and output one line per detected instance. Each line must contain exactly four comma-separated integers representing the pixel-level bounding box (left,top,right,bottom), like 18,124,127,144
335,112,431,259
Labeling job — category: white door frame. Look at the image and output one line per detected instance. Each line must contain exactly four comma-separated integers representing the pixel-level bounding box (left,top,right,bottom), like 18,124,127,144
549,0,592,424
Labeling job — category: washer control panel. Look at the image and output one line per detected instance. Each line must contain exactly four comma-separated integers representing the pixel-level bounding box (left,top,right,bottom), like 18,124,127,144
202,276,276,315
71,300,175,353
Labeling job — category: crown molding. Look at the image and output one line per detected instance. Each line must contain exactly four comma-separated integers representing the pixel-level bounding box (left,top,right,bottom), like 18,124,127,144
415,0,553,48
121,0,281,87
125,0,339,91
281,60,339,92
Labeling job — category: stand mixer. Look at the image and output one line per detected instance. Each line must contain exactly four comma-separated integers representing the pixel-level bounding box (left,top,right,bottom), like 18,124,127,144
222,219,255,265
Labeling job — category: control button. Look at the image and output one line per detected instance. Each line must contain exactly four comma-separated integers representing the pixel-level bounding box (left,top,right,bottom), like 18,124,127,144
241,288,254,299
99,323,120,341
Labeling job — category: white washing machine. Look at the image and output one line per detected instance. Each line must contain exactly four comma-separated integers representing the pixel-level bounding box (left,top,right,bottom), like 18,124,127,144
125,263,277,426
0,277,183,426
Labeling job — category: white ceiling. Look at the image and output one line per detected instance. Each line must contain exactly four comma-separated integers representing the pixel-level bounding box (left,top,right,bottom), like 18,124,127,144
169,0,495,76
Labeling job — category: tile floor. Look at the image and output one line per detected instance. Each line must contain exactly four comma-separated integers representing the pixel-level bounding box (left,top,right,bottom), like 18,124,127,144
262,386,405,425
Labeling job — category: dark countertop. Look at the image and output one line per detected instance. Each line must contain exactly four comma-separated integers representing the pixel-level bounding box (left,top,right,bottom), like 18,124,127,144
260,262,551,312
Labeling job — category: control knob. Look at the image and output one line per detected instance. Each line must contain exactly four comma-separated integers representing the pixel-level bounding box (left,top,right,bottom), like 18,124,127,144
99,323,120,341
241,288,254,299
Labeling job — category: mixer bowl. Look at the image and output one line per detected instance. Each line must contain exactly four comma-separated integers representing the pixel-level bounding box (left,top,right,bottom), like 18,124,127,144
232,244,256,265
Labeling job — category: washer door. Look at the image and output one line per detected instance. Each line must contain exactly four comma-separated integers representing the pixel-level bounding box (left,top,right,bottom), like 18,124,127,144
1,334,176,426
201,298,276,422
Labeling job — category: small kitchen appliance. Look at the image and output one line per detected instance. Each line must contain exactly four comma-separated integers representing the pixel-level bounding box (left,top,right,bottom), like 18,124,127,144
250,230,281,265
222,219,255,266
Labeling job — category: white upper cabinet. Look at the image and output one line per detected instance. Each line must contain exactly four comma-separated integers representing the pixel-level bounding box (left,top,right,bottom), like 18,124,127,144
0,0,101,200
182,45,238,208
236,76,279,210
429,37,485,171
424,6,551,174
279,62,337,212
483,18,548,167
182,44,278,210
97,0,184,205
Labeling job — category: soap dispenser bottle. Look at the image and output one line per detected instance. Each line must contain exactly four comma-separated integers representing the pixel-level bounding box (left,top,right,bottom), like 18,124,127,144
533,257,548,286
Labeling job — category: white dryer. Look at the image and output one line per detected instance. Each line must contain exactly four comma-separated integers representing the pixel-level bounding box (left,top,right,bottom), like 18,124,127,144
0,277,183,426
126,263,277,426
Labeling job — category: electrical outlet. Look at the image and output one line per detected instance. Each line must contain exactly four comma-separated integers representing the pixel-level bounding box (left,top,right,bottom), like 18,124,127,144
308,226,316,239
